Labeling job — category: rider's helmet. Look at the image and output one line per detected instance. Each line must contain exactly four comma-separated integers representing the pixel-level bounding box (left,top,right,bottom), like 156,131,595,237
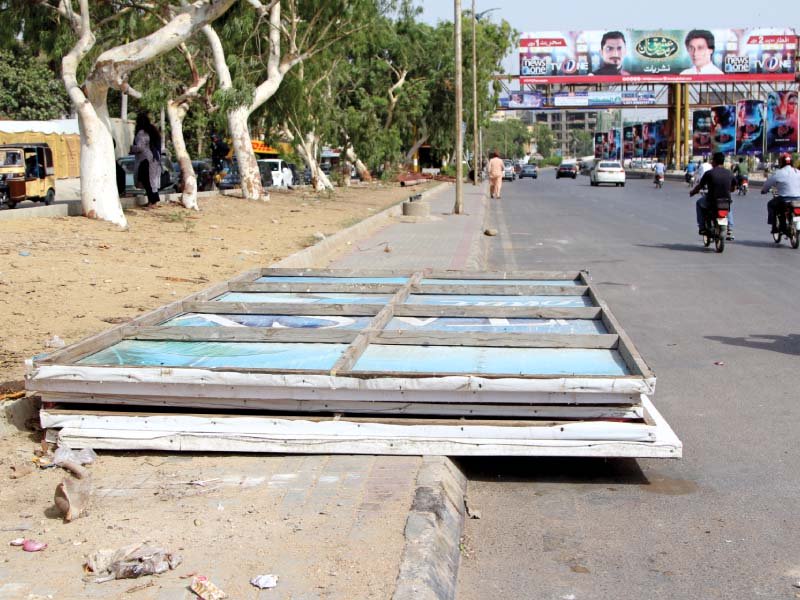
779,153,792,167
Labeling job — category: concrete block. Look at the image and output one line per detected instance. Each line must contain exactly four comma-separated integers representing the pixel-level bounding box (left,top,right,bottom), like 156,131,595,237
402,200,430,217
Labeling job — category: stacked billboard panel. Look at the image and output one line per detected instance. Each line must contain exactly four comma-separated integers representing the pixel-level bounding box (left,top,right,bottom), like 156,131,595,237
520,29,797,84
766,91,799,153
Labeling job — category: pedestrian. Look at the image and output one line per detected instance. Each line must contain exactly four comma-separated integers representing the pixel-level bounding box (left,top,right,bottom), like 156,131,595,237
131,112,162,206
487,151,504,199
282,163,294,189
210,133,229,178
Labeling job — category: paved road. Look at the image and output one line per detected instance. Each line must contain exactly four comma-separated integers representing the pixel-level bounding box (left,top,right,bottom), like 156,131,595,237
456,170,800,600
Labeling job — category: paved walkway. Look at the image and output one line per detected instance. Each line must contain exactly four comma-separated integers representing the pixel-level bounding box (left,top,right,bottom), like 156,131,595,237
1,181,485,600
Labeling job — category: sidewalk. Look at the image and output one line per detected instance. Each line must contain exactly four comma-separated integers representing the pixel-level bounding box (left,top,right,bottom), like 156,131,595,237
1,182,486,600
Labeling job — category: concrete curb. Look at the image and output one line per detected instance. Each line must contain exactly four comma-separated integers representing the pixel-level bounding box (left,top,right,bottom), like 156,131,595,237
393,457,467,600
272,182,451,268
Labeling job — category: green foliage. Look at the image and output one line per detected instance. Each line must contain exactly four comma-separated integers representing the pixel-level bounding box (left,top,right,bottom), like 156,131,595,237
483,119,531,158
569,130,595,157
540,156,562,166
0,48,70,120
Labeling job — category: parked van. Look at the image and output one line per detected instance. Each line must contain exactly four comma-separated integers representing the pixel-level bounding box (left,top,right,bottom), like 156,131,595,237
257,158,289,187
0,143,56,209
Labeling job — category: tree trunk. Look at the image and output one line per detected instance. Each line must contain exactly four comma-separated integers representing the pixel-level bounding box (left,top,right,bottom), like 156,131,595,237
404,133,430,168
295,132,333,191
229,106,266,200
167,100,198,210
344,145,371,182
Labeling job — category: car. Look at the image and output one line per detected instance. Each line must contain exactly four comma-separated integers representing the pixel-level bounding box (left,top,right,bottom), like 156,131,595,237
0,143,57,209
117,154,178,196
216,161,240,191
502,160,516,181
590,160,626,187
257,158,290,187
519,164,538,179
175,159,215,193
556,162,578,179
257,161,274,188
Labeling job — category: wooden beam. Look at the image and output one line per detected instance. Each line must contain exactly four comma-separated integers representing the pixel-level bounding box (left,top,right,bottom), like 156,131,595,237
259,267,412,278
413,284,588,296
392,305,602,319
229,282,402,294
374,331,619,349
425,269,583,280
126,326,358,344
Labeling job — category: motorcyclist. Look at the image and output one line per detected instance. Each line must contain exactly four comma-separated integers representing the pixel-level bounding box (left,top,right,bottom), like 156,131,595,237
210,133,230,177
762,153,800,233
690,152,735,238
693,156,712,185
733,157,749,190
685,161,697,183
654,157,666,184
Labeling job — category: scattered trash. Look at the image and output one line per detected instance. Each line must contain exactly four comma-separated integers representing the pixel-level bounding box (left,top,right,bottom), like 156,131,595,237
250,574,278,589
86,542,183,583
124,580,155,594
713,361,725,366
313,232,326,242
483,228,498,236
0,390,25,402
793,580,800,588
19,250,31,257
45,335,65,348
54,445,97,467
21,539,47,552
54,457,93,522
10,538,25,546
189,575,227,599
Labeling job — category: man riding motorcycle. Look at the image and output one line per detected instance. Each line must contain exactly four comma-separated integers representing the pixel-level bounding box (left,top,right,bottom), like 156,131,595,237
762,153,800,233
654,158,666,187
733,157,749,193
690,152,735,239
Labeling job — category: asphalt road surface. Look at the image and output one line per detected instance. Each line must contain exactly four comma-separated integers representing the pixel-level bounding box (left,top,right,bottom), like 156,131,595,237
456,169,800,600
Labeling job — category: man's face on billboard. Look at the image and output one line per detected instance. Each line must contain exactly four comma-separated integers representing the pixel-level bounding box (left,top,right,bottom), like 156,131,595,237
686,37,713,68
602,37,626,68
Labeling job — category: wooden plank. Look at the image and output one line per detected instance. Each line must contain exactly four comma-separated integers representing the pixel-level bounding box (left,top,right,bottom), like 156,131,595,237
185,302,382,316
229,282,404,294
260,267,413,278
414,284,588,296
330,271,425,375
425,269,582,280
40,397,643,420
36,267,264,366
373,331,618,349
126,326,359,344
392,305,602,319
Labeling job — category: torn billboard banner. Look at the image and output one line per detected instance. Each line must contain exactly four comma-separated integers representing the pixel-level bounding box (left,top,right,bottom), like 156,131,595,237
736,100,765,156
765,90,799,154
519,28,797,84
693,110,713,155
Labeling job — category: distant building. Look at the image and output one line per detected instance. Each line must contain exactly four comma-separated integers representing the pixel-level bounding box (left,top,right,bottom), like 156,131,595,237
519,110,599,157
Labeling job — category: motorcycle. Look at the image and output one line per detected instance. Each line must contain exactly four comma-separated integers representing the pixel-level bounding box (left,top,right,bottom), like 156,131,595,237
685,170,695,184
737,177,748,196
700,199,731,253
654,174,664,189
771,194,800,249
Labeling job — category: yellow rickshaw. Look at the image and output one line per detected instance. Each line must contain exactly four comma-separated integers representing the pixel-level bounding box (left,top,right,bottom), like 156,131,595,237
0,143,56,209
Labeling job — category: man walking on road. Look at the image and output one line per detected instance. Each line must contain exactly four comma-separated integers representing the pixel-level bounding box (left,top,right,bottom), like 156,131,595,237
488,151,504,199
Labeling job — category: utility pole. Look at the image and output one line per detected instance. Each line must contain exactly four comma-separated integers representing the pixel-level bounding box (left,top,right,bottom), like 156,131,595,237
471,0,479,186
453,0,464,214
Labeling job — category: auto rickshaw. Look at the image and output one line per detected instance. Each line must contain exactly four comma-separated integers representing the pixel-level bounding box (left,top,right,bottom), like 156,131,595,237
0,143,56,209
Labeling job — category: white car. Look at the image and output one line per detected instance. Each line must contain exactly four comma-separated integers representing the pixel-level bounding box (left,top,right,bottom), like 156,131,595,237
256,158,289,187
590,160,626,187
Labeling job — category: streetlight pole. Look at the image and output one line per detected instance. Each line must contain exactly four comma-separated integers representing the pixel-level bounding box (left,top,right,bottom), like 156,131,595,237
471,0,479,186
453,0,464,214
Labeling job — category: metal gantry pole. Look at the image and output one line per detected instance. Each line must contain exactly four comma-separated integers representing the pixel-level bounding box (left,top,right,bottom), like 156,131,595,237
471,0,479,186
453,0,464,214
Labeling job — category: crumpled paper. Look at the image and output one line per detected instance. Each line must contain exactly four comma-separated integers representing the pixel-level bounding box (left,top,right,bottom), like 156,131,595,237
85,542,182,583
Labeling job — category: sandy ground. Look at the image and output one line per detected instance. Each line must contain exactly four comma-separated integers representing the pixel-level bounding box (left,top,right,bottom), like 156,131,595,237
0,182,434,599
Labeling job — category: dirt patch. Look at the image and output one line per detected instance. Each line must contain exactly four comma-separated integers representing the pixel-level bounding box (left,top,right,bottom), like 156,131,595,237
0,182,434,387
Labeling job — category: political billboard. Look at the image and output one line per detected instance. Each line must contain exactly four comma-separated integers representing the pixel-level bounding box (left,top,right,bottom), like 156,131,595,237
508,92,545,109
623,126,635,159
692,110,713,155
736,100,765,156
633,124,644,158
655,120,669,157
594,133,605,158
711,105,736,154
765,90,799,153
519,28,797,84
642,123,656,158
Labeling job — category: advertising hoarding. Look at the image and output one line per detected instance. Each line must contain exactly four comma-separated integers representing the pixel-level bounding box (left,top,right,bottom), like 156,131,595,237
710,105,736,154
633,124,644,157
765,90,798,153
519,28,797,84
655,120,669,157
692,110,713,155
594,133,604,158
623,126,634,159
508,92,545,109
736,100,765,156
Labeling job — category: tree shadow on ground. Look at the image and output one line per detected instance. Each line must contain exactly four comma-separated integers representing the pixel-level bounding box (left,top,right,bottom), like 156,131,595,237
455,456,648,485
706,333,800,356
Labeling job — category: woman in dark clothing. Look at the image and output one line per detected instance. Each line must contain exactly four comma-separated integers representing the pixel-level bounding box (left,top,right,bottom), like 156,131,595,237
131,112,162,206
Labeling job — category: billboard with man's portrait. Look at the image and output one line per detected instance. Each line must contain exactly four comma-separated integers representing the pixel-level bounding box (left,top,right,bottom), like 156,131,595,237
519,28,797,84
711,105,737,154
623,126,635,159
736,100,765,156
765,90,799,153
692,110,713,155
594,133,605,158
642,123,656,158
633,124,644,158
